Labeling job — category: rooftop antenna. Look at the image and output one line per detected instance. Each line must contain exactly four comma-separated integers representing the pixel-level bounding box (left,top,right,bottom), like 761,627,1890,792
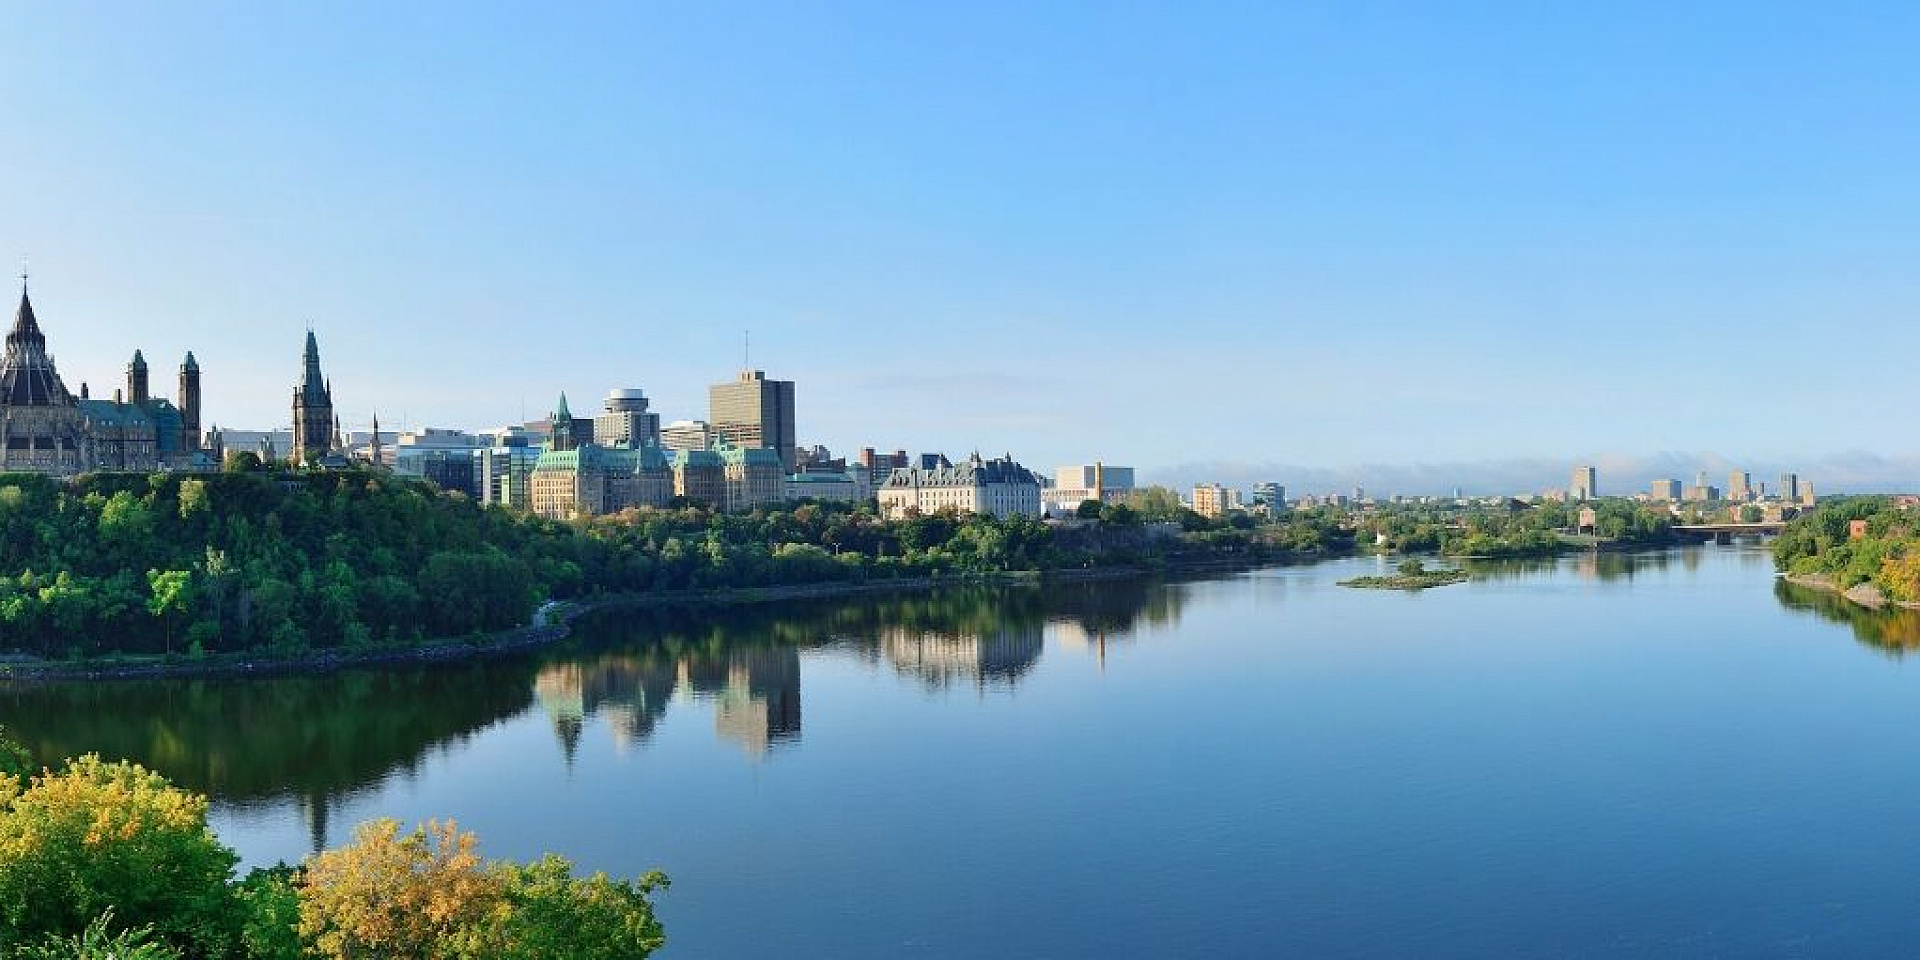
743,329,751,370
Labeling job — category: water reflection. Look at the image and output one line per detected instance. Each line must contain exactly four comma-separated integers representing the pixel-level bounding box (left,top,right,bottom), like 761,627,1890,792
1463,549,1679,583
0,577,1185,840
1773,579,1920,654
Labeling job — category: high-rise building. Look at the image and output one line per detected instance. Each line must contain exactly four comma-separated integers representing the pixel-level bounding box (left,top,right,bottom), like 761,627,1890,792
1570,465,1597,500
291,331,336,465
1779,473,1800,502
709,370,796,471
593,389,661,450
1192,483,1240,518
1650,479,1682,501
1728,470,1752,502
1252,482,1286,509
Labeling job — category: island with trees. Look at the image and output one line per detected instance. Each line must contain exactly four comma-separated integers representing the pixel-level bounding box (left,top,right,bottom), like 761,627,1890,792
1339,558,1470,590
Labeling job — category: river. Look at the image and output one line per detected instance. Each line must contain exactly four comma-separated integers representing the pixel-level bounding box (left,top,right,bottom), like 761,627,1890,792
6,545,1920,958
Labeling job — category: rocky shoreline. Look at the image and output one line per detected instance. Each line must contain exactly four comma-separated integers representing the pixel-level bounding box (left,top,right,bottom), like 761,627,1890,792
1780,573,1920,612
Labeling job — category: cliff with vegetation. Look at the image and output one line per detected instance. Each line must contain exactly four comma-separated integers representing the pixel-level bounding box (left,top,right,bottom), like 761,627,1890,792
0,471,1345,661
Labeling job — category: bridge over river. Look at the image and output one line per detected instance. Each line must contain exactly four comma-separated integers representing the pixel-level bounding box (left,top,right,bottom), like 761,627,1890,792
1673,522,1786,543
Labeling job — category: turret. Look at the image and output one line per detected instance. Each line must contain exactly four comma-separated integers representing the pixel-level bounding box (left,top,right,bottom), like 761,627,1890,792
178,352,201,452
127,350,149,405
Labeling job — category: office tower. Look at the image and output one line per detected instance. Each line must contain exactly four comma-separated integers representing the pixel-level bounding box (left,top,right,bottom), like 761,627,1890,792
709,370,796,471
1651,479,1682,501
1571,465,1597,500
594,388,661,450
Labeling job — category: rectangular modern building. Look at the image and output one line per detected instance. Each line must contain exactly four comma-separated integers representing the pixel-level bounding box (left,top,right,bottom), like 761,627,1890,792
710,370,796,471
1650,479,1682,501
1570,465,1596,500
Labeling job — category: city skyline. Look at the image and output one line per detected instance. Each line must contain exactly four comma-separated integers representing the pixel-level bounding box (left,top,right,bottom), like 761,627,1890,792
6,3,1920,473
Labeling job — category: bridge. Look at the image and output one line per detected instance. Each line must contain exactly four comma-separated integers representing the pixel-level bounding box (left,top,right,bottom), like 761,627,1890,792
1673,522,1786,543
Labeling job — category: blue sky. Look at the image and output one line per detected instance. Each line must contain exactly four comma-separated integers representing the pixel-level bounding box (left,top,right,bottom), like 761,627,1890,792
2,2,1917,487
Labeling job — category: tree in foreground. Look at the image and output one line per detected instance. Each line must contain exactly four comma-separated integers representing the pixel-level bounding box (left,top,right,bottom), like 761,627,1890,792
0,756,239,956
11,909,182,960
298,818,667,960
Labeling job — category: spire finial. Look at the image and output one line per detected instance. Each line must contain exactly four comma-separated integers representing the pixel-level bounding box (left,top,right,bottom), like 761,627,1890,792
17,254,26,292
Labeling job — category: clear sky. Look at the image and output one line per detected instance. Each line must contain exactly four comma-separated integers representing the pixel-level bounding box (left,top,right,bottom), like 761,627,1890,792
2,2,1917,486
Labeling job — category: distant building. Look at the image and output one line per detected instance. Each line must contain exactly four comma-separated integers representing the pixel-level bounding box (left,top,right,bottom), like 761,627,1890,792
1650,479,1682,501
858,447,911,489
0,284,210,474
786,470,863,503
417,451,479,497
1728,470,1752,502
671,447,727,508
1192,483,1241,519
877,454,1042,519
709,370,796,471
1683,484,1721,503
1042,463,1135,514
291,331,336,466
1251,482,1286,510
593,388,661,450
660,419,714,453
1570,465,1597,500
529,443,673,519
1799,481,1816,507
547,393,594,452
475,430,542,508
1779,473,1801,503
716,440,786,511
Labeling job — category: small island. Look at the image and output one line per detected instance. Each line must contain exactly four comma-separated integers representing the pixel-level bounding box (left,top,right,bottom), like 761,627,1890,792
1340,559,1469,591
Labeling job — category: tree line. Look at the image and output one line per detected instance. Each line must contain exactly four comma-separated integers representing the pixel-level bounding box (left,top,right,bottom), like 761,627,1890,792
0,471,1344,660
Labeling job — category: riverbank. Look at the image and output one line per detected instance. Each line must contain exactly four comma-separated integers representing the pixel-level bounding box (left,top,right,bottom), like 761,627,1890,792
1780,573,1920,612
0,563,1231,684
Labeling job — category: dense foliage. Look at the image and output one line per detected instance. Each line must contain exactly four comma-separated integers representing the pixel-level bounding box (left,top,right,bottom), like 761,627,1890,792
1364,498,1673,557
0,727,664,960
1772,497,1920,600
0,471,1343,660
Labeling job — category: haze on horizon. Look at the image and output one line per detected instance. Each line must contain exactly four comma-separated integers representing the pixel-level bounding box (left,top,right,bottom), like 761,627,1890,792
2,2,1916,483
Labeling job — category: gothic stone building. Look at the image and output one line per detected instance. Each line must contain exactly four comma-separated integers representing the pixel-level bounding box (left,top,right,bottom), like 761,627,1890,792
0,284,206,475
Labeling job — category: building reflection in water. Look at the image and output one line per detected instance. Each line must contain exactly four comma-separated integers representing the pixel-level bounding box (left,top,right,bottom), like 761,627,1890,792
879,623,1044,692
0,575,1187,853
534,646,801,761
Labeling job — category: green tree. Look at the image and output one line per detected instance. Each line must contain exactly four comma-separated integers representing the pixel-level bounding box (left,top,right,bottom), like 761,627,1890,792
0,756,240,956
486,856,668,960
146,569,194,656
10,909,182,960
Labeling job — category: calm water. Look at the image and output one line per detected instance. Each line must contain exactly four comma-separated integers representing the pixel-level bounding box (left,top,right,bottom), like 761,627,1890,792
9,546,1920,958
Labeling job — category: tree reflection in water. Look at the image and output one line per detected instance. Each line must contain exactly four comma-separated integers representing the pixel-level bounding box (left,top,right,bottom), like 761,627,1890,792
0,576,1186,849
1774,579,1920,654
